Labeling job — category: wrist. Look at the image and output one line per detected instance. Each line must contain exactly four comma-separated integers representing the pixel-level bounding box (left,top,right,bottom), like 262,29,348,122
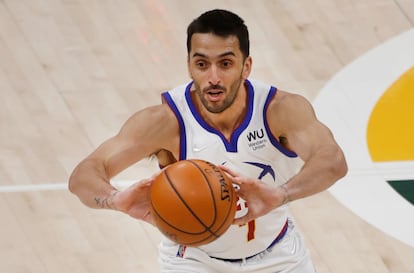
279,184,291,205
108,190,120,210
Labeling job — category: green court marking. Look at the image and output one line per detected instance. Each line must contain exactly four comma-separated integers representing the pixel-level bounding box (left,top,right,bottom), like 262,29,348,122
387,180,414,205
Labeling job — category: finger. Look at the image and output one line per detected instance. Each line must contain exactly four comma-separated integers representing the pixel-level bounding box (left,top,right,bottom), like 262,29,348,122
229,176,243,186
230,175,254,188
233,186,247,199
218,165,239,177
138,177,156,187
128,178,153,194
232,213,253,226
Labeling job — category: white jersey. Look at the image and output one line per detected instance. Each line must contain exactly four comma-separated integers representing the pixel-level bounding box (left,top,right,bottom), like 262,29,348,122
161,79,303,259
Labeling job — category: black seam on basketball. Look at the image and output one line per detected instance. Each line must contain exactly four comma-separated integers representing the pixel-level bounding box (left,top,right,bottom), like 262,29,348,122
210,177,236,235
186,171,237,245
187,160,219,232
187,160,235,238
194,160,235,234
164,161,219,237
151,160,236,245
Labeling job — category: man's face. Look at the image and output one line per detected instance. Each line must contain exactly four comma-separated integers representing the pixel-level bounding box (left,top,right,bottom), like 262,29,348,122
188,33,251,113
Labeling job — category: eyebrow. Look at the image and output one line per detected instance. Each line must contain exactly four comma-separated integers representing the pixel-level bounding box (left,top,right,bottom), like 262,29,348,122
192,51,236,59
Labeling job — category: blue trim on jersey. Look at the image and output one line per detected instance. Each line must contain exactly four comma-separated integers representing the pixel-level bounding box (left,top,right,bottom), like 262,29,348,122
161,92,187,160
263,87,298,158
185,80,254,153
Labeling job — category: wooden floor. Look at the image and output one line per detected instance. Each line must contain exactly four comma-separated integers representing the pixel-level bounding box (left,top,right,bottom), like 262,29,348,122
1,0,413,272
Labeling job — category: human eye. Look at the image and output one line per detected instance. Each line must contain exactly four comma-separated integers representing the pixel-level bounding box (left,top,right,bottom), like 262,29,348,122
220,59,233,68
195,60,208,69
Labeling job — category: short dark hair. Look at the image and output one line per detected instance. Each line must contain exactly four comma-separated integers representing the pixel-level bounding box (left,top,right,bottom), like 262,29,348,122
186,9,250,59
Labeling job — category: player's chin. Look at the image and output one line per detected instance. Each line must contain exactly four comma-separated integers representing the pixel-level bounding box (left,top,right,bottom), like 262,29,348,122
205,103,227,114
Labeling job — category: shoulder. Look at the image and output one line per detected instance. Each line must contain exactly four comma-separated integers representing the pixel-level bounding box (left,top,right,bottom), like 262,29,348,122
266,89,319,135
125,103,176,127
269,90,315,118
119,103,179,146
272,89,310,105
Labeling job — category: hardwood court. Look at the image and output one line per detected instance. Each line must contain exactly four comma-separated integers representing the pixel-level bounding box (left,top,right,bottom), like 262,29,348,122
0,1,413,272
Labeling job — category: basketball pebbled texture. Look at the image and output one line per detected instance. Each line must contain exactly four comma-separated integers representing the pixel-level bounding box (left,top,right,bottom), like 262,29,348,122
149,159,237,246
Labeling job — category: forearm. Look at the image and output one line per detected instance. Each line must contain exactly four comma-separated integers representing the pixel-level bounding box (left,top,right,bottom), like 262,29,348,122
68,158,119,210
281,145,347,202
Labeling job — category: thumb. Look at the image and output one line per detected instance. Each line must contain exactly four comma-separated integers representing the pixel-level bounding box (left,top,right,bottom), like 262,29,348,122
232,213,253,226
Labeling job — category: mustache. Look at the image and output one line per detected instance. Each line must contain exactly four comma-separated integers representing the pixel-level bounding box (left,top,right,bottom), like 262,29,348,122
203,84,226,92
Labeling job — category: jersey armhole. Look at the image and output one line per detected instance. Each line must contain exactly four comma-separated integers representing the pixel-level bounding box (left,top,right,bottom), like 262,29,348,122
263,87,298,158
161,92,187,160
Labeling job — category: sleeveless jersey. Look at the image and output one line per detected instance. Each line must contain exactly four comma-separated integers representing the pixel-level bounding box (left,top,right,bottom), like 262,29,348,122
161,79,303,259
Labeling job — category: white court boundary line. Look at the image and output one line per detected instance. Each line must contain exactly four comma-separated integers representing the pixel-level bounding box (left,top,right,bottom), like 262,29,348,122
314,29,414,248
0,180,136,193
1,165,413,193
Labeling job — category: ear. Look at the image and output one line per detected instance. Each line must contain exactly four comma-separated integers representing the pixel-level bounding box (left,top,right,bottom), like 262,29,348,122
242,56,252,80
187,55,193,79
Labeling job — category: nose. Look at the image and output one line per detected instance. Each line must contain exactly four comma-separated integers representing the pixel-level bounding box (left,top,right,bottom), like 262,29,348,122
208,65,220,86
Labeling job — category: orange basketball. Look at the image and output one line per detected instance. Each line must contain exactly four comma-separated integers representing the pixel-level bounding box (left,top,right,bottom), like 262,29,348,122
149,159,237,246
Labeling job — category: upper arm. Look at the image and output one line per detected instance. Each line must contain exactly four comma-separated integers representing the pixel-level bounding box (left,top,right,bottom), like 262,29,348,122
85,104,179,178
267,92,339,161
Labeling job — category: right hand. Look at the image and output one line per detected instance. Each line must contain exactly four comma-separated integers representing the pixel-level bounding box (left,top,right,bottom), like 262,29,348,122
112,177,156,225
219,165,285,226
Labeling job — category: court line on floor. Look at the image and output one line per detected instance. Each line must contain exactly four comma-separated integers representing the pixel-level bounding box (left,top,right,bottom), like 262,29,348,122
1,164,413,193
0,180,136,193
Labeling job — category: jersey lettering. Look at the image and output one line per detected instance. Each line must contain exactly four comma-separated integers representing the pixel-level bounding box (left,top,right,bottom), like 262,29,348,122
246,129,265,141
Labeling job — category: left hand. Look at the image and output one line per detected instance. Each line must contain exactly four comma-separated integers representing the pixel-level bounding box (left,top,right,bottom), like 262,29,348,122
219,165,285,226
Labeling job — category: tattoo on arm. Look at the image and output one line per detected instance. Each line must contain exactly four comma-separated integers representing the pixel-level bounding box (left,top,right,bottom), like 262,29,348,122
94,191,119,209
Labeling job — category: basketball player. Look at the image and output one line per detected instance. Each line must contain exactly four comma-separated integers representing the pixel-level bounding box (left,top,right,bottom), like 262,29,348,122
69,9,347,273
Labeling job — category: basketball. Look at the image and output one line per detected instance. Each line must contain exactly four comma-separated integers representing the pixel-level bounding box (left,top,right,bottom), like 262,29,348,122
149,159,237,246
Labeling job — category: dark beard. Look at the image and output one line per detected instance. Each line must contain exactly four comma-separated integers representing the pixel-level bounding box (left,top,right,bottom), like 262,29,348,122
196,77,244,114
